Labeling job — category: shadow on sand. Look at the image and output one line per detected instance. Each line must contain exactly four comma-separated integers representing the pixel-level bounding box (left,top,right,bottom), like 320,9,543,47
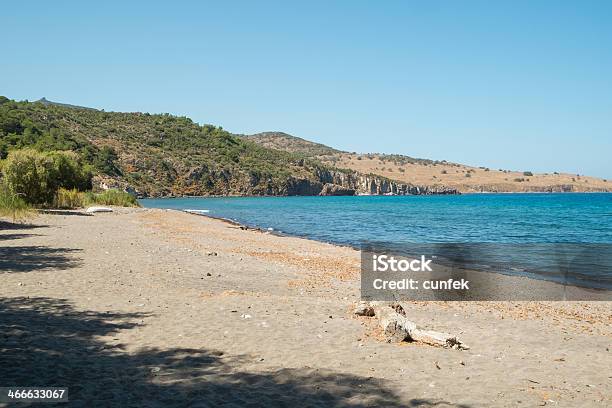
0,220,81,273
37,210,92,217
0,221,48,231
0,297,471,407
0,233,41,241
0,246,82,273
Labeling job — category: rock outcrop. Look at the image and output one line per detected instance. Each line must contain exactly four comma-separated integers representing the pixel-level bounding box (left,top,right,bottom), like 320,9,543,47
312,169,458,196
113,166,460,198
319,183,356,196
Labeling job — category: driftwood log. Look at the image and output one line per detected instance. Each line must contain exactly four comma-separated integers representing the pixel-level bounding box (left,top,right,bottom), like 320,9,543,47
355,301,469,350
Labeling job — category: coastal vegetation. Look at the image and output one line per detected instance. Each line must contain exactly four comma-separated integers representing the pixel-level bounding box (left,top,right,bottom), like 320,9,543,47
54,188,139,209
1,149,91,205
0,183,32,220
0,97,452,197
0,97,336,197
0,147,137,213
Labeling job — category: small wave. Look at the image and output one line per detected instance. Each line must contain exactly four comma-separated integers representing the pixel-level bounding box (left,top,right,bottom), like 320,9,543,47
184,209,210,214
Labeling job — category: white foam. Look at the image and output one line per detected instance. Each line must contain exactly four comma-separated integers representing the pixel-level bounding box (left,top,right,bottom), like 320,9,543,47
184,209,210,214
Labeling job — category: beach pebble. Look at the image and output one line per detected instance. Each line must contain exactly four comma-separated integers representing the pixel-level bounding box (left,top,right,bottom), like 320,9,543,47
354,302,375,317
241,314,252,319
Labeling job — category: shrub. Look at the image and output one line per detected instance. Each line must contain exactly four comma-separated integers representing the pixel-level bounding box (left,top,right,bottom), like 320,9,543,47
523,171,533,176
54,188,85,209
1,149,92,205
514,178,525,182
465,173,471,178
93,146,121,175
48,150,92,191
441,170,447,174
0,183,32,221
54,188,139,209
86,189,139,207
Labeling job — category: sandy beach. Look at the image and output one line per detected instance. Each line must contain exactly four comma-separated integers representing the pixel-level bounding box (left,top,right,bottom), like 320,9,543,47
1,208,610,407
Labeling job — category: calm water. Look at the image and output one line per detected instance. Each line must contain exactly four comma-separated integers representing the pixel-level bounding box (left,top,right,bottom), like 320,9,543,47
141,194,612,245
141,194,612,289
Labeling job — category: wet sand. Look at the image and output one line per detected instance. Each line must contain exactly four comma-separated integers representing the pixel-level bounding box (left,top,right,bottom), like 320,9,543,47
1,208,610,407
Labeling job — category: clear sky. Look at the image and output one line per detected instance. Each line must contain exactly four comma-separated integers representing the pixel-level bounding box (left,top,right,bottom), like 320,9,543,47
2,1,611,177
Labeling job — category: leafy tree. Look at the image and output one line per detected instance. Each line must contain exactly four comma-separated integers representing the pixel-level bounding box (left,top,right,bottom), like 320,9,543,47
93,146,121,175
1,149,92,205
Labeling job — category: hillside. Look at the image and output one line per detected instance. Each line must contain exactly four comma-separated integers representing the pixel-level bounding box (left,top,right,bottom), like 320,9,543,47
245,133,611,193
4,96,605,197
244,132,340,158
0,97,456,197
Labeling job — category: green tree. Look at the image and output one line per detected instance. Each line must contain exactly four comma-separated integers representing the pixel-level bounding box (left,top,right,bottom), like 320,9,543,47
1,149,92,205
93,146,121,175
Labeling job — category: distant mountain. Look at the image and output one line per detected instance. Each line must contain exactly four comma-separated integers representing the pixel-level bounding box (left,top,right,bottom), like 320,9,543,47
34,97,97,111
0,97,456,197
244,131,612,193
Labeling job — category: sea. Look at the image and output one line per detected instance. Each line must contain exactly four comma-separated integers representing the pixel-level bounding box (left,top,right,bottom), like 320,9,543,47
141,193,612,290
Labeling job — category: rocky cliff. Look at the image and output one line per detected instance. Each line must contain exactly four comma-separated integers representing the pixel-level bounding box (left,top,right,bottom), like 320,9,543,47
313,169,458,196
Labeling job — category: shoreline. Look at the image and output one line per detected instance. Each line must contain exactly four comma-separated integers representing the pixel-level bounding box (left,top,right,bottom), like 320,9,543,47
140,190,612,199
161,207,612,294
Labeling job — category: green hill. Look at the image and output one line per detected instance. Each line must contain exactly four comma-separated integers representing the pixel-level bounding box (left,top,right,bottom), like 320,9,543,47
0,97,335,196
0,97,458,197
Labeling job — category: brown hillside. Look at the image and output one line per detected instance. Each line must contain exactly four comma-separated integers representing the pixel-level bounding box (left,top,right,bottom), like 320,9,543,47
245,133,611,193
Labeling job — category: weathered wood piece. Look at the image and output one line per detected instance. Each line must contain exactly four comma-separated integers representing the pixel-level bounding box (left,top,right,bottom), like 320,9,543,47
354,301,469,350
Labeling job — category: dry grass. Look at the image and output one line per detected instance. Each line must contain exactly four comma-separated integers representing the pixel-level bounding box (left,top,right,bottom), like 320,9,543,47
0,184,34,221
54,188,140,209
325,153,611,192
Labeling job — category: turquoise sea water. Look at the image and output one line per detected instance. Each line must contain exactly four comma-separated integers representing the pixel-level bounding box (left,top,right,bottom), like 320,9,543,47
141,193,612,289
141,193,612,245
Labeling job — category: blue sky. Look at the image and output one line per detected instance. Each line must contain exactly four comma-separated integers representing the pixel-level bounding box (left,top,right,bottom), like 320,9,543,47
2,1,611,177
